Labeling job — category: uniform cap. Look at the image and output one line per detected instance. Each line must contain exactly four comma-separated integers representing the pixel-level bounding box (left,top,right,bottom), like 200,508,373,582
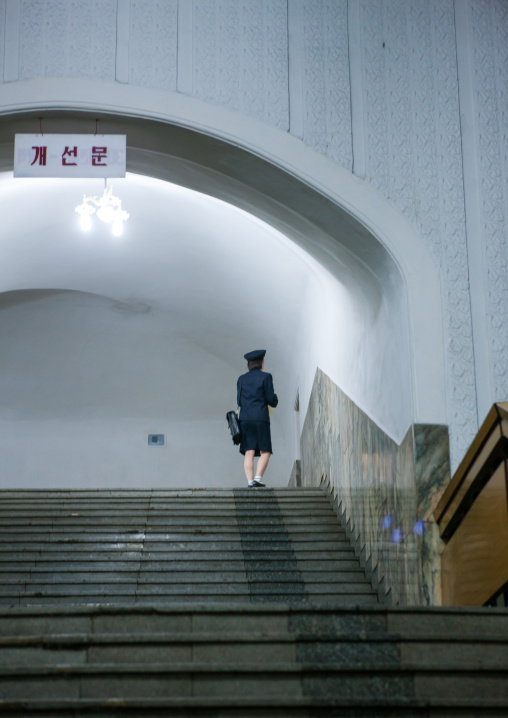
244,349,266,361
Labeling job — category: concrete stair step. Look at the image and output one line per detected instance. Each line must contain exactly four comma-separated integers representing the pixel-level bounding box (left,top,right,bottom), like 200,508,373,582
0,585,375,600
0,558,362,571
1,603,506,634
0,512,338,522
2,631,508,668
0,534,349,545
0,483,355,621
0,643,298,667
385,610,508,636
0,527,342,538
0,502,334,511
3,595,381,607
0,521,346,541
0,489,326,499
0,505,331,515
0,514,332,524
0,544,358,566
0,542,346,556
3,495,330,501
0,490,322,494
0,581,375,595
2,696,508,717
0,604,317,633
0,524,346,535
0,662,507,701
0,495,330,500
0,531,347,540
0,527,348,536
0,543,351,555
0,504,332,515
0,570,370,582
0,537,350,547
5,596,252,607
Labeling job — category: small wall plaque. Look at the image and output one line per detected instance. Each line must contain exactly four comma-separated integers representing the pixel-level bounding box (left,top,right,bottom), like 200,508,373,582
148,434,165,446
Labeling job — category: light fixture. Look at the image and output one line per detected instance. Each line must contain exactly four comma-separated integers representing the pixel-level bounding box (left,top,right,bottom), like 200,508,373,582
75,183,129,235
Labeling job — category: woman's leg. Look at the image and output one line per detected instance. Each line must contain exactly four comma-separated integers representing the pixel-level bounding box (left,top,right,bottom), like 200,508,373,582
244,450,255,483
255,451,271,478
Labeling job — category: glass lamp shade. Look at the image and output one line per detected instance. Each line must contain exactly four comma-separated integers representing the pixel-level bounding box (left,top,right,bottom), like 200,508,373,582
79,213,92,231
112,218,123,236
96,205,116,223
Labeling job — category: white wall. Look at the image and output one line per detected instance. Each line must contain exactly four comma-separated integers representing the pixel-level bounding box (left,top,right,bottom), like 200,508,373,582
1,0,506,472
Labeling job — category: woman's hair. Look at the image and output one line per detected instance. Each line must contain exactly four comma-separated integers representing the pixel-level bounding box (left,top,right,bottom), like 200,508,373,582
248,358,264,370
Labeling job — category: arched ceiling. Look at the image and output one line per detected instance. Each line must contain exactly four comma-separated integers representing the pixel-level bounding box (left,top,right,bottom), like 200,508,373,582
0,110,397,293
0,171,327,422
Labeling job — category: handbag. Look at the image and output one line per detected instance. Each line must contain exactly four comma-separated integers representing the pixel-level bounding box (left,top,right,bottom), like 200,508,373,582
227,377,242,445
226,409,242,445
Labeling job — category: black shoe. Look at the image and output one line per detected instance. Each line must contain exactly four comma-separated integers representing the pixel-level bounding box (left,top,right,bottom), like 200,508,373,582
252,478,266,487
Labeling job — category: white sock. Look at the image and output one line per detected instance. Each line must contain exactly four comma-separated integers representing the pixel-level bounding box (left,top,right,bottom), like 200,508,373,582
254,476,263,481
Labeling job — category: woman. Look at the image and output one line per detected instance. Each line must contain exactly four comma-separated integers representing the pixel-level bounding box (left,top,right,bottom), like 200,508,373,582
237,349,278,487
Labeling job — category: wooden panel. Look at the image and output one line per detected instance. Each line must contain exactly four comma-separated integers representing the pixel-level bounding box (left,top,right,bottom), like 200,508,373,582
442,462,508,606
435,402,508,525
437,425,502,536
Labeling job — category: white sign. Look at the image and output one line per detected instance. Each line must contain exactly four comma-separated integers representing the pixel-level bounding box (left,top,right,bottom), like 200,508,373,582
14,134,126,178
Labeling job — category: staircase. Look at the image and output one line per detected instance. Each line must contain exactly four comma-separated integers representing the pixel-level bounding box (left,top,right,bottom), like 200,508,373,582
0,488,377,606
0,488,506,716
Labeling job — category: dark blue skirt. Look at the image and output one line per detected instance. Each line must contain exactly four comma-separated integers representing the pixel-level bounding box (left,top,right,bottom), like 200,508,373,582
239,421,273,456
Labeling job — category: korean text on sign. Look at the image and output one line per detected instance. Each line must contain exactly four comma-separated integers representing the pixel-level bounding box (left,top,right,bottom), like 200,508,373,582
14,135,126,178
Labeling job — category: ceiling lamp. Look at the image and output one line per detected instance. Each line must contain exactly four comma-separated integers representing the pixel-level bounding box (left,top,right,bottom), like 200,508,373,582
75,185,129,236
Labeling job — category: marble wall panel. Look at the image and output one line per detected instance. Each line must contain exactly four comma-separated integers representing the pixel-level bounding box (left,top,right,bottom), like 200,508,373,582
128,0,178,90
413,424,449,604
468,0,508,404
299,0,352,170
0,1,5,81
191,0,289,130
288,459,302,488
301,368,450,606
414,424,451,521
359,0,476,472
18,0,117,81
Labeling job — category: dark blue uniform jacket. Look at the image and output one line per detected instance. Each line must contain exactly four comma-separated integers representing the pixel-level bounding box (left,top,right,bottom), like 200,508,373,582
237,368,278,423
